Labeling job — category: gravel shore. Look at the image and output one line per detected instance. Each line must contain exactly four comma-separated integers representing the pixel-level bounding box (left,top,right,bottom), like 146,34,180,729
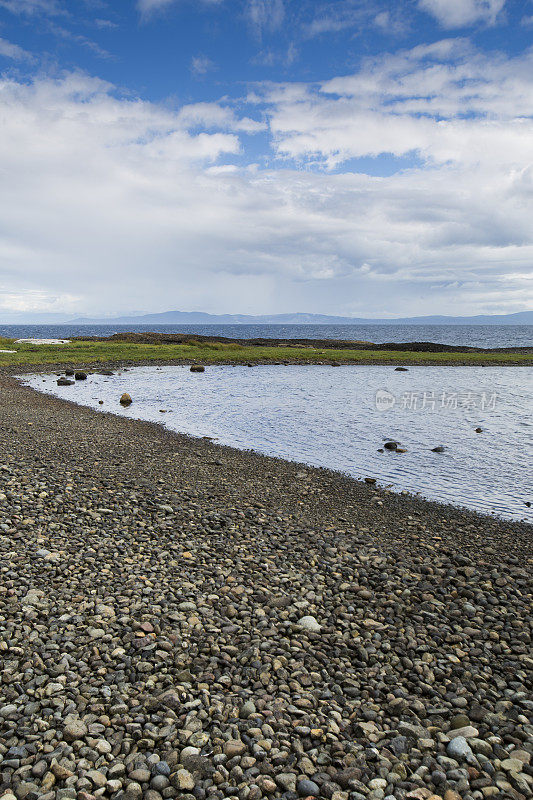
0,372,531,800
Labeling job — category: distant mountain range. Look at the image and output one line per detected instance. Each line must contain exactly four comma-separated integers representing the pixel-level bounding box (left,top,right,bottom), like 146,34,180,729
66,310,533,326
2,310,532,326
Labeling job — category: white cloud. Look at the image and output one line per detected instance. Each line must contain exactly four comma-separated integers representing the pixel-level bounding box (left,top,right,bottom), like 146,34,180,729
177,102,266,132
0,53,532,318
264,40,533,168
0,0,60,14
246,0,285,38
137,0,178,13
0,288,80,313
304,0,378,39
373,10,410,36
94,18,119,30
190,55,215,76
418,0,506,28
0,37,34,61
137,0,222,17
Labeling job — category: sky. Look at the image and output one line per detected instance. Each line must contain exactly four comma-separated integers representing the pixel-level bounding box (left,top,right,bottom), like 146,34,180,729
0,0,532,320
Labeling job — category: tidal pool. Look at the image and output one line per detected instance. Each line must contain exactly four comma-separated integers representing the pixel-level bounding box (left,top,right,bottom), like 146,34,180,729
22,364,533,521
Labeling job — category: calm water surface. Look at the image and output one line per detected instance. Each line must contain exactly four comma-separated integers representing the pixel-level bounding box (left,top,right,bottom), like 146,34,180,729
22,365,533,522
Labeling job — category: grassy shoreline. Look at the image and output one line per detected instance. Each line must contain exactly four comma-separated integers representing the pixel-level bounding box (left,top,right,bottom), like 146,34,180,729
2,336,533,368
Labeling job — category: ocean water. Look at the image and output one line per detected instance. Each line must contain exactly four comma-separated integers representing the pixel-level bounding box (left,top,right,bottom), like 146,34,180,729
2,323,533,348
22,364,533,522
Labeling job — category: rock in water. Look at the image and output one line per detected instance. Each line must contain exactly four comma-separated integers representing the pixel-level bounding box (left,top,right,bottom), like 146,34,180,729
384,441,399,450
74,371,87,380
57,377,74,386
120,393,132,406
432,445,446,453
190,365,205,372
395,366,409,371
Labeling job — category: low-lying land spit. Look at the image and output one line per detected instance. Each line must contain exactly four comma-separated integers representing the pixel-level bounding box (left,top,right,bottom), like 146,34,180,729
74,333,533,354
0,373,532,800
1,332,532,368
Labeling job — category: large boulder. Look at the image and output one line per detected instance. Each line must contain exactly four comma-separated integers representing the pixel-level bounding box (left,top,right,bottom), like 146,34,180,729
190,365,205,373
120,393,132,406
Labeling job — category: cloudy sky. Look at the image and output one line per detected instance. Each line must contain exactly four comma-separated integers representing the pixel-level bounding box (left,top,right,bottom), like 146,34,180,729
0,0,532,319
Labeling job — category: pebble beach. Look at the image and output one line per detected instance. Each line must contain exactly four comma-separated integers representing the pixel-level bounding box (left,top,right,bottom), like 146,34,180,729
0,371,532,800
